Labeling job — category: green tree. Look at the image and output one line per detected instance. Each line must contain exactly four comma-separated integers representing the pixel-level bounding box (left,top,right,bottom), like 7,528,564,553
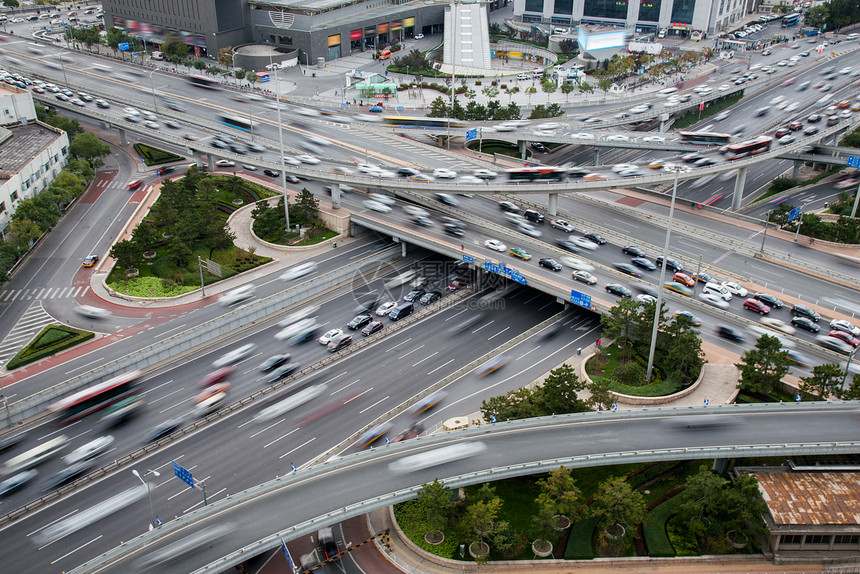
393,49,430,73
36,105,84,139
246,71,259,86
541,79,557,102
735,334,792,396
109,239,139,271
663,313,705,384
131,223,160,253
481,387,538,422
561,82,575,101
559,38,576,54
535,465,583,521
426,96,450,118
838,373,860,400
588,377,614,411
164,235,192,267
192,59,206,71
463,100,488,121
598,77,613,96
218,46,233,67
234,69,246,82
252,198,283,241
579,81,594,95
69,132,111,168
534,364,589,415
66,158,95,181
600,298,640,351
292,188,320,226
4,218,41,254
481,86,499,100
408,479,456,534
800,363,844,399
104,27,135,55
3,0,20,7
462,497,505,545
590,477,646,547
13,195,60,232
160,36,189,60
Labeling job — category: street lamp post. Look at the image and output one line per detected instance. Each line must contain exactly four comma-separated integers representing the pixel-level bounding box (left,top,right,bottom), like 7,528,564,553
58,51,70,88
841,346,858,390
646,167,681,382
148,70,158,115
270,55,291,230
132,469,161,530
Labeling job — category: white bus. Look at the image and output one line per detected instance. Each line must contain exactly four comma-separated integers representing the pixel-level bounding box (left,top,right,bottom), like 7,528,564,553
3,436,69,476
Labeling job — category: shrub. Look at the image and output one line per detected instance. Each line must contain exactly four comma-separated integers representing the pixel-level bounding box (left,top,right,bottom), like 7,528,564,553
613,359,647,386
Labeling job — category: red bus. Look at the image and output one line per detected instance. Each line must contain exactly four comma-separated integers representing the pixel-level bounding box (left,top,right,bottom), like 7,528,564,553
506,167,567,182
679,131,732,145
722,136,773,160
49,370,142,424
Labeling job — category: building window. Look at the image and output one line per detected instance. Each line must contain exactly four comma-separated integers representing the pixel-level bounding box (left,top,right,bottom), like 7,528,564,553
805,534,828,545
835,535,859,545
61,146,67,155
524,0,544,13
278,36,292,45
670,0,695,24
553,0,573,15
639,0,660,22
781,534,802,545
0,202,5,214
10,191,17,202
583,0,629,21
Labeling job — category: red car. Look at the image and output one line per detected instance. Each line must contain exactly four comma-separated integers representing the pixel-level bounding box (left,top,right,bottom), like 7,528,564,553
828,330,859,347
197,366,236,387
361,321,384,337
672,272,695,288
448,277,470,291
743,298,771,315
127,179,144,190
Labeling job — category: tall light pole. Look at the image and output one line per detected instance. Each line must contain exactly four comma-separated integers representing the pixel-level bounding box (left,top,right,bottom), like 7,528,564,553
58,51,70,88
148,69,158,115
270,55,291,230
841,346,858,391
132,469,160,530
646,167,682,382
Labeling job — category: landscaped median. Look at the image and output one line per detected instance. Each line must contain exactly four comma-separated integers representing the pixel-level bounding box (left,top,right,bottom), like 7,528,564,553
6,325,94,370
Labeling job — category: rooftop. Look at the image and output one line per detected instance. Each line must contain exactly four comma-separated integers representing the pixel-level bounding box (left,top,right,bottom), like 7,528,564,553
0,122,65,178
756,472,860,526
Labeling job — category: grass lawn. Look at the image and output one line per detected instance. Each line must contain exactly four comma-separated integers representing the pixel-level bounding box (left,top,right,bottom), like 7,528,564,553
132,143,183,167
671,93,743,131
467,139,529,159
586,344,690,397
6,325,95,369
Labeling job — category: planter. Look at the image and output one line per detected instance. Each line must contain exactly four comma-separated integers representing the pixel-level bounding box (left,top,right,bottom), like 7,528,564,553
726,530,747,549
532,539,553,557
125,268,139,278
552,514,571,531
231,198,244,206
424,530,444,545
468,541,489,559
605,523,625,540
142,251,157,260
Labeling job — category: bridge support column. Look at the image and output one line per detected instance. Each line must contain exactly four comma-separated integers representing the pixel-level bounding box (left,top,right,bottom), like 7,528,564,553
712,458,731,475
401,241,407,257
792,160,802,180
118,128,127,146
593,148,600,166
548,193,558,216
731,166,748,212
518,140,526,160
330,184,342,209
206,153,214,172
659,119,666,133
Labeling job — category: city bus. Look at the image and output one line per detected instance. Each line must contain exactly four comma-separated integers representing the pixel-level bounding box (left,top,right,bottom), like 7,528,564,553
505,166,567,182
188,75,220,89
3,436,68,476
722,135,773,160
782,13,801,27
218,114,260,132
679,131,733,145
379,116,468,129
48,370,142,424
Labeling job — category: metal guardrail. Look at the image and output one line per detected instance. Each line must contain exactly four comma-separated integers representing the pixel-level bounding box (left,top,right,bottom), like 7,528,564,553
4,247,400,426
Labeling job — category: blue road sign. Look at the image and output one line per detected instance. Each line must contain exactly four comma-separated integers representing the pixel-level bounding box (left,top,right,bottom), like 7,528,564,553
462,254,474,264
848,156,860,169
118,42,130,51
796,394,802,402
569,290,592,309
172,461,195,489
787,206,801,222
510,273,526,285
465,129,478,142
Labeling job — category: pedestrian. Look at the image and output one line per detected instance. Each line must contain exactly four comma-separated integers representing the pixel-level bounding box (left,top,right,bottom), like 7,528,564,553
460,244,464,251
597,338,601,347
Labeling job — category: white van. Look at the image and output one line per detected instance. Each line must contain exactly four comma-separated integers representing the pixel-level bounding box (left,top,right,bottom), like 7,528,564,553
702,282,732,301
847,33,860,40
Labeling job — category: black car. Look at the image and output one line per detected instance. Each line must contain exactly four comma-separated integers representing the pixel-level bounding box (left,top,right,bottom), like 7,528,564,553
808,113,822,123
716,325,745,343
259,354,291,373
143,419,185,444
419,291,442,305
498,201,520,214
404,289,426,302
656,256,683,272
791,304,820,322
556,240,582,253
398,167,421,177
567,167,591,178
211,139,228,149
443,223,465,237
538,258,562,271
156,165,175,175
791,316,820,333
531,142,548,153
636,284,659,298
614,263,641,278
0,469,38,498
606,283,633,298
347,314,373,330
266,362,300,383
584,232,606,245
43,461,96,492
827,116,840,127
754,292,783,309
630,257,656,271
622,245,646,257
263,169,280,177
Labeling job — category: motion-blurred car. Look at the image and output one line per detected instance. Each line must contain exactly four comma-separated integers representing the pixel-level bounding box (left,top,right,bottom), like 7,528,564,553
828,330,860,347
674,311,702,326
220,284,256,306
815,335,852,354
259,354,292,373
475,355,511,377
569,236,600,251
212,343,257,368
699,292,729,309
143,418,185,444
760,317,796,335
560,257,594,272
615,263,641,278
0,469,38,498
280,261,318,282
127,180,144,191
75,305,112,319
62,435,114,466
716,325,745,343
363,199,392,213
630,257,656,271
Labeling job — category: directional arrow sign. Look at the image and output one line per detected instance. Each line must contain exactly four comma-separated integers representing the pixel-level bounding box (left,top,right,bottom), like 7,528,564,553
569,290,592,309
787,206,801,222
173,461,195,489
848,156,860,169
465,129,478,142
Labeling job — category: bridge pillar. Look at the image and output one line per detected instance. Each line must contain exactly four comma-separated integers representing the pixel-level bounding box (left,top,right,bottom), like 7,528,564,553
118,128,127,146
195,153,205,167
792,160,802,180
518,140,526,160
206,153,214,172
548,193,558,216
330,184,342,209
593,148,600,166
731,166,748,211
712,458,731,475
401,241,407,257
658,119,666,133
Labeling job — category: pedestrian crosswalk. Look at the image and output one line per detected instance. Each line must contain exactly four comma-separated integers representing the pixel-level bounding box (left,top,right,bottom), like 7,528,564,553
0,302,59,364
0,285,90,303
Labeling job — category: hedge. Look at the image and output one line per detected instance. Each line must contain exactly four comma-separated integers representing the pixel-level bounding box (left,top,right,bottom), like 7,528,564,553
643,495,685,557
6,325,95,370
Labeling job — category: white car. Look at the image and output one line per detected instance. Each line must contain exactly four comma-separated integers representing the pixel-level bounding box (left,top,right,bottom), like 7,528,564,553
403,206,429,217
220,284,256,306
363,199,392,213
630,105,649,114
550,219,575,233
433,168,457,179
559,256,594,272
607,135,630,142
517,222,542,238
368,192,395,205
769,95,785,105
571,133,595,140
569,236,599,251
358,163,382,174
216,159,236,167
414,33,424,40
611,163,637,173
459,175,483,184
297,155,320,164
830,319,860,337
636,294,656,305
698,292,729,309
761,317,796,335
212,343,257,368
536,122,561,130
143,120,160,129
376,301,397,316
484,239,506,252
75,305,112,319
641,136,665,143
123,106,140,116
494,123,516,132
721,281,748,297
718,84,731,91
472,169,497,179
280,261,318,281
282,155,301,165
62,435,115,466
318,328,343,345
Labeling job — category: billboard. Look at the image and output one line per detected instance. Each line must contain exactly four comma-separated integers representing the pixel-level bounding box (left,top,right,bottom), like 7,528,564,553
577,28,629,52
